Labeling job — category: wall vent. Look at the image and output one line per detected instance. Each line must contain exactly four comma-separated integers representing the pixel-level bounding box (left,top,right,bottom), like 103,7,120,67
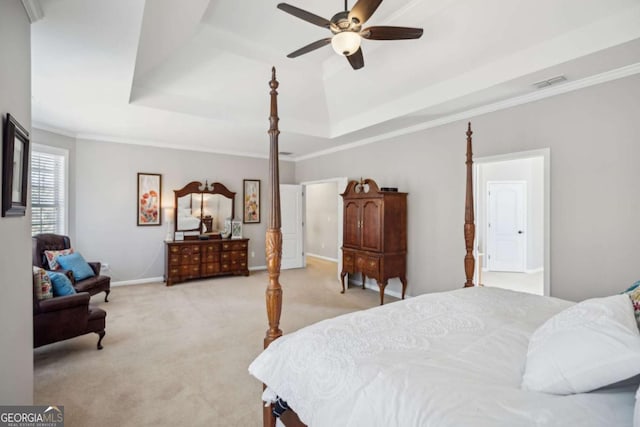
533,75,567,89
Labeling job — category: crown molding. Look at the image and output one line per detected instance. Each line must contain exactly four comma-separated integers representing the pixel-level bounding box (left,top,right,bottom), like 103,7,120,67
34,62,640,163
32,122,77,138
75,133,282,161
21,0,44,23
293,62,640,162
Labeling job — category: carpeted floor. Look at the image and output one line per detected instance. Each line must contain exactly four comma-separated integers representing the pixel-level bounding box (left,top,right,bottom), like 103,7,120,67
34,257,391,426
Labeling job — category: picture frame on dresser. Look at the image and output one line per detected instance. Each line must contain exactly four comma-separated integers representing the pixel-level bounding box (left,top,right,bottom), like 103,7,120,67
2,114,30,217
231,219,243,239
137,172,162,226
243,179,260,223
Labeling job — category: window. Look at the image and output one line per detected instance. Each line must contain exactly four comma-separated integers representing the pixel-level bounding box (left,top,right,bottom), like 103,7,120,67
31,145,68,236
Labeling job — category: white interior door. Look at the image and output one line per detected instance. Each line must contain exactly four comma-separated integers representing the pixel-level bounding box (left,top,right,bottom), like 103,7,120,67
280,184,304,270
487,181,526,272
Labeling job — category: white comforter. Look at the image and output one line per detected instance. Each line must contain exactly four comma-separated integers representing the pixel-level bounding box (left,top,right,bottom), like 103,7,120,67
249,287,635,426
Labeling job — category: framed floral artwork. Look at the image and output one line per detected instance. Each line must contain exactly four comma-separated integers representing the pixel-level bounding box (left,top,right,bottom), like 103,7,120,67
243,179,260,223
137,173,162,226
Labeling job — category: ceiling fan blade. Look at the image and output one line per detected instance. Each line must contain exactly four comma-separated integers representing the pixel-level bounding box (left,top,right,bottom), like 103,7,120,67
361,26,423,40
348,0,383,24
287,38,332,58
347,47,364,70
277,3,331,28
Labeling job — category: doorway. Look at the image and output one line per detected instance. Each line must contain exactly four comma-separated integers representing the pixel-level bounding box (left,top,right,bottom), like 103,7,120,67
475,150,549,296
300,177,348,279
280,184,304,270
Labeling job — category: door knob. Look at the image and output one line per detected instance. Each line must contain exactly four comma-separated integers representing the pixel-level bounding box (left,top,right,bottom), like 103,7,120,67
518,230,524,234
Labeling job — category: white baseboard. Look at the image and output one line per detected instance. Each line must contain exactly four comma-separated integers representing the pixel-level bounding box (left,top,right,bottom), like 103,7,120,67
525,267,544,274
111,276,164,287
306,253,338,263
249,265,266,272
348,278,407,299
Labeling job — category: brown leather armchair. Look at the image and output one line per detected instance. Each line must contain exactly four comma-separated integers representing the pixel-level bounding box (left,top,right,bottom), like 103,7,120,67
33,273,106,349
32,234,111,302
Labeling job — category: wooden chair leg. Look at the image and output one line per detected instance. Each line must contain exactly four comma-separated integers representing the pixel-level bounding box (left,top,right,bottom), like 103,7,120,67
96,330,105,350
104,289,110,302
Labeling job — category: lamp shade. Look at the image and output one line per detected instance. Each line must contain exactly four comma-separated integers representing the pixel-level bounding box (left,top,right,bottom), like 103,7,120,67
331,31,361,56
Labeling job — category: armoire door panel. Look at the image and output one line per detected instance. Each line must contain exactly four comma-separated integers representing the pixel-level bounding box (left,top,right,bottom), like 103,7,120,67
361,199,382,251
344,201,361,248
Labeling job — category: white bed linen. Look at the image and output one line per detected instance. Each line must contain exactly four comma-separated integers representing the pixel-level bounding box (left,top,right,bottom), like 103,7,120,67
177,214,200,231
249,287,635,426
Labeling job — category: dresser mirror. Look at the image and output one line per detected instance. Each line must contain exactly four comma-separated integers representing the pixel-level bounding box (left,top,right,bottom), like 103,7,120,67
174,181,235,237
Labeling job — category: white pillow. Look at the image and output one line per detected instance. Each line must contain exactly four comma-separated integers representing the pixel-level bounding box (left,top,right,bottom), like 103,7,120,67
522,294,640,395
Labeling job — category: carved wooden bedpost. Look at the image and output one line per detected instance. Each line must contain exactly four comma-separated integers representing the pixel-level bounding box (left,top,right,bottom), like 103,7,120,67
464,122,475,287
263,67,282,427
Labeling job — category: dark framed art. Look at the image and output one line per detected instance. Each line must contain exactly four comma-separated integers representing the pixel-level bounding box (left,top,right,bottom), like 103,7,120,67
243,179,260,223
137,173,162,226
2,114,30,217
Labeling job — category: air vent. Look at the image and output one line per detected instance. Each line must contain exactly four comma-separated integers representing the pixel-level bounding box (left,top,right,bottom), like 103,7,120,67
279,151,293,156
533,75,567,89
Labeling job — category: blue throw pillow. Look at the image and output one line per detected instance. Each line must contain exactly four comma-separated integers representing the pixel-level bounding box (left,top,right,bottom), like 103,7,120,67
57,252,96,281
46,272,77,297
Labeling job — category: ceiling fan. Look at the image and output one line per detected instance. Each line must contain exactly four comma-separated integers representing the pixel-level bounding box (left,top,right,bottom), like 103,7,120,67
277,0,423,70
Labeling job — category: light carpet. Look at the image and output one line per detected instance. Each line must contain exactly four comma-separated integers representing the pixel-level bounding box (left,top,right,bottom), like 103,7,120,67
34,257,393,426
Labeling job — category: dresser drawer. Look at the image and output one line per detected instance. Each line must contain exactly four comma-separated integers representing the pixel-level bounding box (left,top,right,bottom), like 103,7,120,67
204,243,221,253
179,245,200,255
167,267,180,278
180,264,200,277
222,241,248,251
343,251,355,271
168,254,181,266
356,255,379,277
222,250,247,260
202,263,220,275
222,260,247,272
203,253,220,263
182,254,200,264
363,257,379,276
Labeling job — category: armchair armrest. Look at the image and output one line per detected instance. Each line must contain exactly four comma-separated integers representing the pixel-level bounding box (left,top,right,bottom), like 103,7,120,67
88,262,101,275
37,292,90,314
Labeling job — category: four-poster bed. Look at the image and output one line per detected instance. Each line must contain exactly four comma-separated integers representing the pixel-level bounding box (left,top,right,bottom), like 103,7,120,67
252,69,638,427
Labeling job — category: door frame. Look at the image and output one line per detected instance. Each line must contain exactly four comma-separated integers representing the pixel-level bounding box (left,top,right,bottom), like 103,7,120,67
300,177,348,280
279,184,304,270
474,148,550,296
486,180,527,272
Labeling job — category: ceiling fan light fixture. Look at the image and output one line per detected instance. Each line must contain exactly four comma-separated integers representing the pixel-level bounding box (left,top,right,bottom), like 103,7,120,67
331,31,361,56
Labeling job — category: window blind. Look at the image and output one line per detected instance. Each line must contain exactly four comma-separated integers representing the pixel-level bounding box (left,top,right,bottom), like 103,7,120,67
31,150,66,235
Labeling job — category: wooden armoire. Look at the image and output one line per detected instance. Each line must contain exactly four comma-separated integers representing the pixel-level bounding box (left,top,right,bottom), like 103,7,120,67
340,178,407,305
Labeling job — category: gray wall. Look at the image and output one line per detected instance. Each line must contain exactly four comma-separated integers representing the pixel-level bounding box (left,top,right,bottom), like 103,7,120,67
0,0,33,404
305,182,339,260
477,157,544,271
295,74,640,302
65,139,295,282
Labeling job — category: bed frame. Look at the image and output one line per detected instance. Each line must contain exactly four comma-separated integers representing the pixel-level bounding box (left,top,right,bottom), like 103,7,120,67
261,68,476,427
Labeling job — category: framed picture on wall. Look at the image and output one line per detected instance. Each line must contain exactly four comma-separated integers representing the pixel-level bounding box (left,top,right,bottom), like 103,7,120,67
137,173,162,226
243,179,260,223
2,114,30,217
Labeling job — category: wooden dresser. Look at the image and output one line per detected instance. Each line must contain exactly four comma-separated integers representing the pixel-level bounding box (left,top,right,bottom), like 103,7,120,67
164,238,250,286
340,179,407,305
